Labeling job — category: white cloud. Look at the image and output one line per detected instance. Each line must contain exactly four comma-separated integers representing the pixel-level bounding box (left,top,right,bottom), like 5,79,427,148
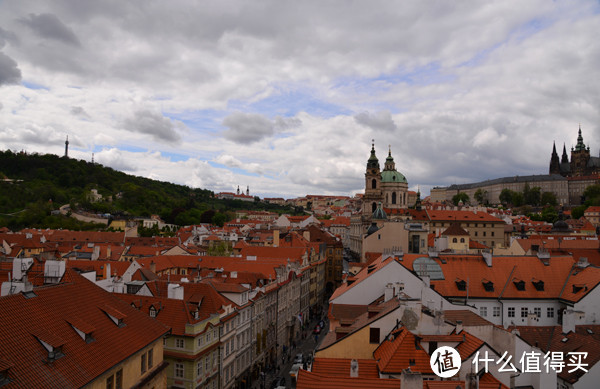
0,1,598,197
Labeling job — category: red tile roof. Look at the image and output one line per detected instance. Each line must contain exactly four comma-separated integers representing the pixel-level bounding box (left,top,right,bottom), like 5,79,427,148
0,270,169,388
311,358,379,378
373,327,434,374
296,369,401,389
517,325,600,384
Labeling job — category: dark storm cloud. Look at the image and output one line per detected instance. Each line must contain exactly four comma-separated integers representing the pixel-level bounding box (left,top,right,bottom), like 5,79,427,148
70,106,90,118
0,27,18,48
18,13,81,47
354,111,397,132
123,110,182,143
222,112,275,144
0,52,21,85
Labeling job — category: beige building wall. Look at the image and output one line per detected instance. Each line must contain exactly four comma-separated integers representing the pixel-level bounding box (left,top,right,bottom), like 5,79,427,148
89,338,166,389
362,221,409,260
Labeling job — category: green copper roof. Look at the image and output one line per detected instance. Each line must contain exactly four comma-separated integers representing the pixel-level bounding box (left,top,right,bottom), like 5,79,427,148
372,202,387,220
367,143,380,169
381,170,407,183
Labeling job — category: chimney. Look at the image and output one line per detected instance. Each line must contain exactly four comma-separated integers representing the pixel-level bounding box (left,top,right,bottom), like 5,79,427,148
384,283,394,302
562,309,576,334
150,260,156,273
107,245,112,259
105,263,111,280
455,320,463,334
273,229,280,247
466,372,479,389
92,245,100,261
350,359,359,378
400,369,422,389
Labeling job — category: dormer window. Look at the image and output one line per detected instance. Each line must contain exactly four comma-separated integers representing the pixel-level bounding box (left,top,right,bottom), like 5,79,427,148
482,280,494,292
532,279,544,291
67,317,95,344
101,305,126,328
455,279,467,291
33,330,65,362
149,306,157,318
513,279,525,291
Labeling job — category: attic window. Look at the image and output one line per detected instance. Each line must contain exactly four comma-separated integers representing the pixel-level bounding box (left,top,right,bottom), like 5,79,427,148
367,264,377,274
572,284,586,294
561,337,569,343
532,280,544,291
34,333,65,362
102,305,127,328
455,279,466,291
149,306,157,318
67,317,96,344
513,280,525,291
587,328,594,334
482,280,494,292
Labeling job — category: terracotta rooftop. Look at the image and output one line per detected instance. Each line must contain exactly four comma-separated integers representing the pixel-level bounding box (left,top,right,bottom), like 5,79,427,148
0,270,169,388
296,369,400,389
373,327,434,374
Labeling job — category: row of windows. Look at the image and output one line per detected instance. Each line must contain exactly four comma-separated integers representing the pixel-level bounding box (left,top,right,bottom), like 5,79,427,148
495,307,555,318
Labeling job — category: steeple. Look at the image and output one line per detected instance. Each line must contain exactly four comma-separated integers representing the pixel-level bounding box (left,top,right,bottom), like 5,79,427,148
575,125,586,151
384,145,396,171
246,185,249,196
367,139,380,170
549,141,560,174
561,144,569,163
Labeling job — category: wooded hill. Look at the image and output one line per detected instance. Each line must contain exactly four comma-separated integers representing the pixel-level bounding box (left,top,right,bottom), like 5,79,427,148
0,150,296,230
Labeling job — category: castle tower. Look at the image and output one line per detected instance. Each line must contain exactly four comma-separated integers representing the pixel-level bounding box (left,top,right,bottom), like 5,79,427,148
64,136,69,158
246,186,249,196
570,125,591,177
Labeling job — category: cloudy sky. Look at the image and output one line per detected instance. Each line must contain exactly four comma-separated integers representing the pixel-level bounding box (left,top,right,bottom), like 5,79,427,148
0,1,599,198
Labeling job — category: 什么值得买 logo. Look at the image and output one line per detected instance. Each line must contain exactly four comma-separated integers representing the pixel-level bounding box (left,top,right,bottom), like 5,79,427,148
430,346,461,378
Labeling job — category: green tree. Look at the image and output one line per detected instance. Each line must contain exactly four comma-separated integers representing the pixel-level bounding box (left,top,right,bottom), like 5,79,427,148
523,184,541,206
452,192,470,206
211,212,229,227
583,184,600,206
571,205,587,219
499,189,513,205
540,192,557,206
540,206,559,224
474,188,488,204
512,192,524,207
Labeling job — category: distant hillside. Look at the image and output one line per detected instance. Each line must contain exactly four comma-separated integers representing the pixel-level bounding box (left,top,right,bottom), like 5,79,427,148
0,150,295,230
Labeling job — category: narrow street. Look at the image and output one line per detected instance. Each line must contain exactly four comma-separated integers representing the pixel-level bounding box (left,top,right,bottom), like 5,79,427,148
255,315,328,389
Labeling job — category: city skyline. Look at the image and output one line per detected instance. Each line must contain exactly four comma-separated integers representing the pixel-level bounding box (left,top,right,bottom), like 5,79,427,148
1,1,599,198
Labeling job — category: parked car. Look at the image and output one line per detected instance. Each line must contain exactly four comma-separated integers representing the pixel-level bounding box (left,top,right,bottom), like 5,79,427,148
294,353,303,364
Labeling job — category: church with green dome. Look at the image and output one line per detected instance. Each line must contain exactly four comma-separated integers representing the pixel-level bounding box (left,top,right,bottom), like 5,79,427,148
362,141,409,218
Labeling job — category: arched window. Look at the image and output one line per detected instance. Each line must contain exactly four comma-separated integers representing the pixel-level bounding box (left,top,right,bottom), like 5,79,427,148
371,179,377,189
460,238,465,243
392,192,397,204
452,238,458,243
372,202,377,213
